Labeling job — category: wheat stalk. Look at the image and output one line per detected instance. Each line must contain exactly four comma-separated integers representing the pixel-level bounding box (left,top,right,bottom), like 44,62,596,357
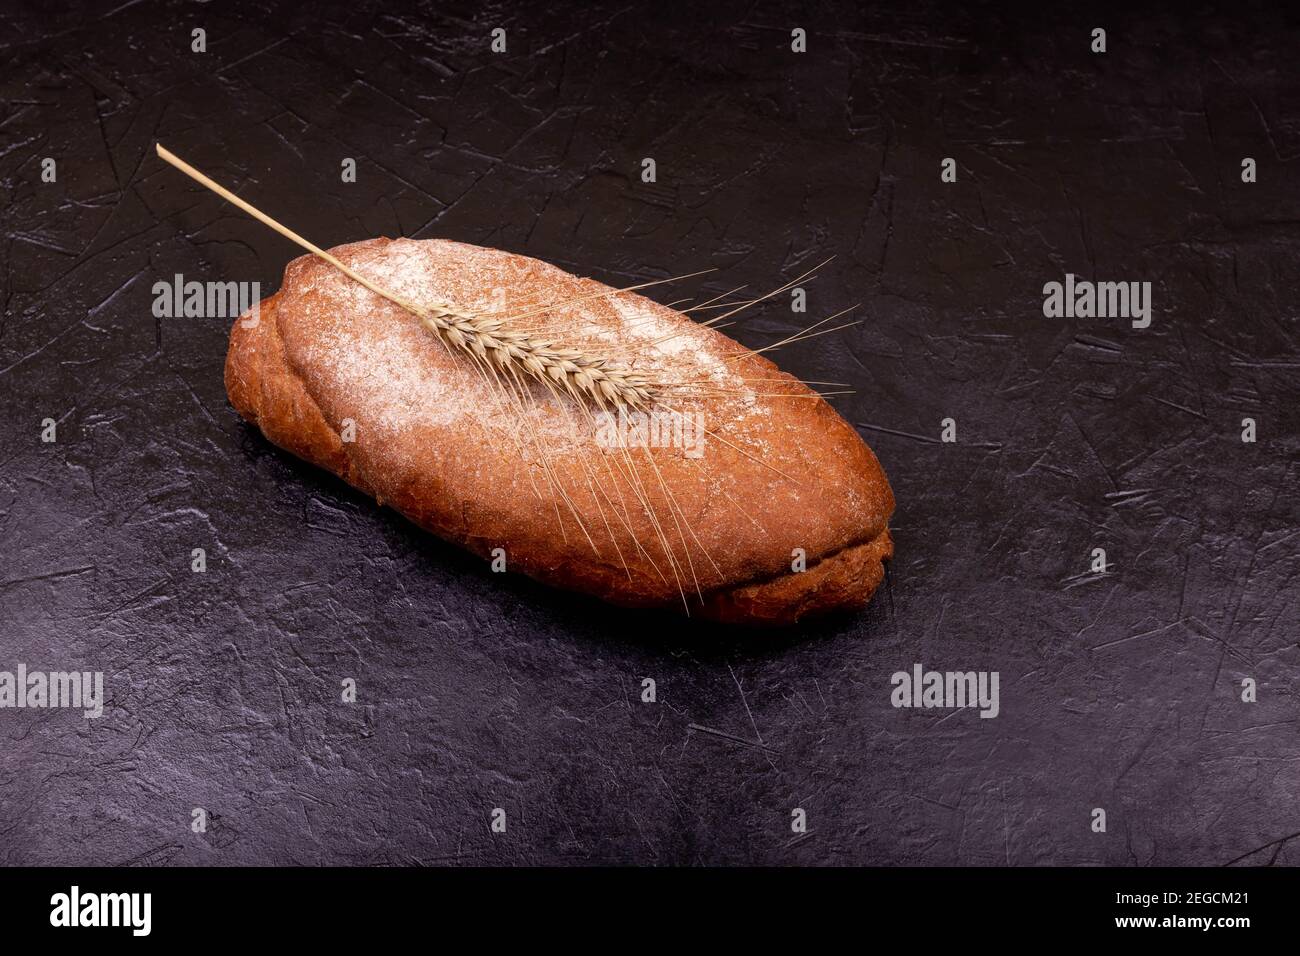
415,302,656,408
155,144,657,410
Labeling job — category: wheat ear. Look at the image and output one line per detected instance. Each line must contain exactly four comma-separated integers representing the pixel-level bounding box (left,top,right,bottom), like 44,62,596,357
155,143,657,410
416,304,656,408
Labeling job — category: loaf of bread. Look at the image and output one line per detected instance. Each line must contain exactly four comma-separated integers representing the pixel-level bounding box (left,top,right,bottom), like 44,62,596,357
225,238,894,625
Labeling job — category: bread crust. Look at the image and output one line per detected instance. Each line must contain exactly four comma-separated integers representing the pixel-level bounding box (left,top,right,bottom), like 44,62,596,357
225,238,893,625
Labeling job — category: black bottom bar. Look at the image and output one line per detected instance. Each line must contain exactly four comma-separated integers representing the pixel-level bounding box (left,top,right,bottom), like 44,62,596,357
0,866,1284,942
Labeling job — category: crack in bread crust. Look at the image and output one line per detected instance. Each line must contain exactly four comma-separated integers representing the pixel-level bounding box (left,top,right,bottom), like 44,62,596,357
701,531,894,626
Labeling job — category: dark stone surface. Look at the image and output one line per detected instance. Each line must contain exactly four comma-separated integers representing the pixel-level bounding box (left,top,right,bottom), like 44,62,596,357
1,0,1298,866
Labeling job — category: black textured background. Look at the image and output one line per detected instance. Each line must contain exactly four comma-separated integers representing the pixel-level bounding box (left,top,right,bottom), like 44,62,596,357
2,0,1298,866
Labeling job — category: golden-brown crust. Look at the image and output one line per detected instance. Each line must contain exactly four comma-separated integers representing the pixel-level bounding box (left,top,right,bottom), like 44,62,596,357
225,294,371,493
225,238,894,625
